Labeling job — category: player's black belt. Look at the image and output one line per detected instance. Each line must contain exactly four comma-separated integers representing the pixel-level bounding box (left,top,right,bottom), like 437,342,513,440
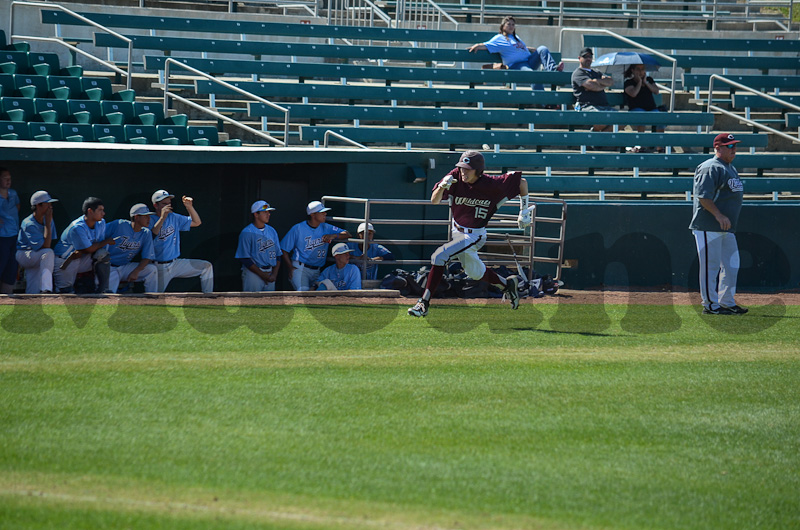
258,266,273,271
157,259,175,264
300,262,322,270
454,225,476,234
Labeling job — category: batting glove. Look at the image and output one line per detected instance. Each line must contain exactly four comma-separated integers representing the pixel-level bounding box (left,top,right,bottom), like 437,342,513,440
439,175,456,190
517,205,535,229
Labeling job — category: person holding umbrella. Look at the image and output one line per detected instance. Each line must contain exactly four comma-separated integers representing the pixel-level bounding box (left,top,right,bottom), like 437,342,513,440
624,64,665,141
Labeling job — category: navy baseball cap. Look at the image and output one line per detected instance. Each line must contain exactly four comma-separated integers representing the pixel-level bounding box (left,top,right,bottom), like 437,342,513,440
456,150,485,174
579,47,594,57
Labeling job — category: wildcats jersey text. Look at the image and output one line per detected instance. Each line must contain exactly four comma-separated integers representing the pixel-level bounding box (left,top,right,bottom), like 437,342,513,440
438,169,522,229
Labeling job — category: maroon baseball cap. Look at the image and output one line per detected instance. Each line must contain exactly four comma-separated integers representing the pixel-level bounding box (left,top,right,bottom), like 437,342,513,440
713,133,741,149
455,150,485,174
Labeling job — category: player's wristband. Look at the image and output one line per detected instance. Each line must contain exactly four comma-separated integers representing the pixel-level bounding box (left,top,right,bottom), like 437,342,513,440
519,195,530,211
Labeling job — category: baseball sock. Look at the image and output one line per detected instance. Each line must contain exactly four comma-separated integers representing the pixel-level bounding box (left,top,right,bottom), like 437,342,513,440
421,264,445,302
480,268,507,289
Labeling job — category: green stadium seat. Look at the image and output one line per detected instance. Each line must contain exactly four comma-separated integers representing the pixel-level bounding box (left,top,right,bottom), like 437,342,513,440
101,100,135,125
34,98,70,123
187,125,219,146
27,52,60,76
13,74,49,98
0,121,31,140
156,124,189,145
132,101,188,126
48,76,83,100
29,121,62,141
68,99,102,124
0,97,35,121
0,51,28,74
0,31,30,52
92,124,125,143
81,77,113,101
124,124,157,144
0,74,13,97
61,122,93,142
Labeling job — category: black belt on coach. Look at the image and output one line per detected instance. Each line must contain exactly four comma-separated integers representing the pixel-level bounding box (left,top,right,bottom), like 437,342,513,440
300,262,322,270
157,259,175,264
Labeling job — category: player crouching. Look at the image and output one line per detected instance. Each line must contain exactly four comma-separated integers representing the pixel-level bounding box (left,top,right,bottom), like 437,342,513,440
408,150,533,317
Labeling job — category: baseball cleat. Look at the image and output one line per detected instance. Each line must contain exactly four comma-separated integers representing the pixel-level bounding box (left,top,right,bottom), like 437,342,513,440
503,275,520,310
702,305,735,315
408,298,429,317
722,305,749,315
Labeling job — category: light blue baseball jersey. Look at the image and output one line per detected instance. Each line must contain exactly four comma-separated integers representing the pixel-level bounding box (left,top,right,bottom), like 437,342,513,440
317,262,362,290
280,221,345,268
235,223,281,268
148,212,191,262
105,219,156,267
0,189,20,238
347,242,394,280
54,216,106,258
17,214,58,251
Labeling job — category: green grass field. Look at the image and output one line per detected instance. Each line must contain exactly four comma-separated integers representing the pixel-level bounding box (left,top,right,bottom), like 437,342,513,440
1,301,799,529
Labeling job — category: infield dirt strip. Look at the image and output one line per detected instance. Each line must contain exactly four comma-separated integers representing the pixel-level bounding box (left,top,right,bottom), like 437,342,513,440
1,290,797,306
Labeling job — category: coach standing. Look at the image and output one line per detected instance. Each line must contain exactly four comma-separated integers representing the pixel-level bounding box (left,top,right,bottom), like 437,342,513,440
689,133,747,315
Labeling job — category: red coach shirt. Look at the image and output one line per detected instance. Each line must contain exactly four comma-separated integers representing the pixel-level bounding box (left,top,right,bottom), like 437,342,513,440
437,168,522,229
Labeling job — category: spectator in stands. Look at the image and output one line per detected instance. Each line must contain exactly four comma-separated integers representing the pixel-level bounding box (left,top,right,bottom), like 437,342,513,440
317,243,361,291
467,16,564,91
572,47,616,132
281,200,350,292
0,167,20,294
105,203,158,293
624,64,666,151
54,197,115,294
16,191,57,294
347,222,394,281
235,200,281,292
149,189,214,293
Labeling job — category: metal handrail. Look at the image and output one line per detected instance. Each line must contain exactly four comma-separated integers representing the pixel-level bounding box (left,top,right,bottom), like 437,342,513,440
396,0,459,30
163,58,290,147
8,35,129,78
328,0,393,27
558,27,677,112
705,74,800,145
10,1,133,90
323,131,370,149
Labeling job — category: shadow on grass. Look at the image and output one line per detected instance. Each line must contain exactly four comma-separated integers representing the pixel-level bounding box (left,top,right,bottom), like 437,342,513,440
1,299,54,334
693,298,786,334
108,302,178,333
305,304,401,334
182,299,295,335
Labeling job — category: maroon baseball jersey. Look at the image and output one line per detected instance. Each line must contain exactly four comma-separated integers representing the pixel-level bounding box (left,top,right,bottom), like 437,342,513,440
437,168,522,229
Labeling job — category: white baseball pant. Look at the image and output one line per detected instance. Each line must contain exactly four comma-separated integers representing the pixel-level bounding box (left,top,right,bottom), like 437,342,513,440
16,249,55,293
241,266,276,292
693,230,740,310
431,224,487,280
109,263,158,293
156,258,214,293
53,254,93,293
289,261,321,291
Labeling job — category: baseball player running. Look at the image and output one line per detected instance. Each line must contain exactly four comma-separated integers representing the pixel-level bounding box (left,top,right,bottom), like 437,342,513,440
53,196,116,294
408,150,533,317
317,243,362,291
280,200,350,291
235,200,281,292
16,191,58,293
149,190,214,293
690,133,747,315
105,203,158,293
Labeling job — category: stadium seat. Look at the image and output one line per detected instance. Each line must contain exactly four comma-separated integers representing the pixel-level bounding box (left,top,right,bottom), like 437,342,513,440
34,98,70,123
101,100,135,125
68,99,102,124
29,121,62,141
156,124,189,145
81,77,113,101
13,74,49,98
0,97,35,121
0,74,13,96
92,123,125,143
61,122,93,142
0,121,31,140
27,52,60,76
187,125,220,146
0,51,28,74
124,124,157,144
48,76,83,100
0,30,30,52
